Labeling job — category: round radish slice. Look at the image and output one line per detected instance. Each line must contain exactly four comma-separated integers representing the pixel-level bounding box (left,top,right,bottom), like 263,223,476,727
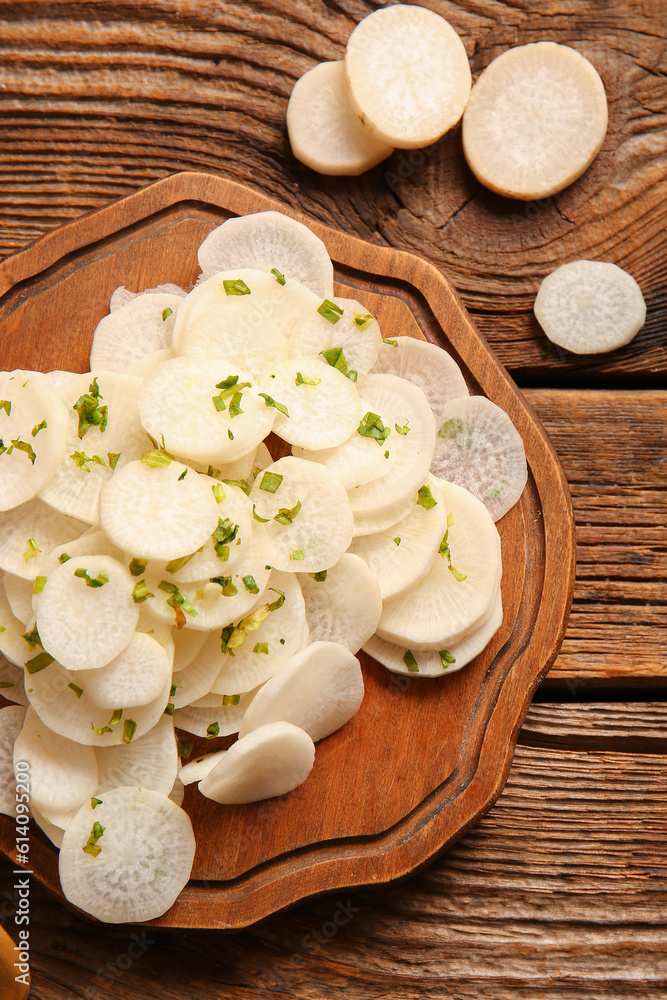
370,337,469,416
197,211,334,298
297,555,381,653
4,572,36,625
431,396,527,522
172,626,209,673
0,705,26,817
534,260,646,355
462,42,608,199
109,283,186,313
288,295,383,379
59,786,196,923
345,5,471,150
123,347,174,378
135,606,175,670
0,499,87,581
0,371,69,512
198,722,315,804
173,688,257,738
0,587,33,666
98,459,220,562
90,293,183,372
179,750,226,785
95,715,178,796
77,632,171,709
352,496,415,538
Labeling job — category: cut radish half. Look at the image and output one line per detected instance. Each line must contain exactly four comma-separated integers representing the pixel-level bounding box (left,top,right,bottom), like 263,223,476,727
0,498,87,581
90,292,184,372
95,714,178,797
370,337,468,417
0,705,26,817
298,554,381,653
77,632,171,708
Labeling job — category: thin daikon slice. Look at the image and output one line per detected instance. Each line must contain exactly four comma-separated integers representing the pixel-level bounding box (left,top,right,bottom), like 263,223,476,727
173,688,257,738
249,456,354,572
0,499,87,581
179,751,225,785
95,714,178,796
0,587,33,664
123,347,174,378
0,655,28,706
43,370,78,389
534,260,646,354
370,337,468,417
90,292,183,372
462,42,608,199
431,395,527,521
3,573,34,625
59,786,196,923
197,211,334,298
135,606,175,670
109,284,186,312
32,529,127,620
345,5,471,149
31,804,65,848
77,633,171,709
172,626,209,673
352,496,415,537
0,705,26,817
297,554,381,653
289,294,383,378
198,722,315,804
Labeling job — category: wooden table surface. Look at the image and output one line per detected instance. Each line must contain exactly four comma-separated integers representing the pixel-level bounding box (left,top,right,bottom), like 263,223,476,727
0,1,665,996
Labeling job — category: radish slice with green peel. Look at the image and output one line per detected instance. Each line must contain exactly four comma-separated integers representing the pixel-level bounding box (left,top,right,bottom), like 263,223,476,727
95,715,178,797
30,804,65,848
0,499,87,581
90,293,183,372
173,689,258,738
288,294,383,380
58,786,196,923
4,573,34,625
198,721,315,804
297,555,381,653
0,705,26,817
197,212,334,298
123,347,174,378
352,496,415,538
109,284,186,313
77,632,171,709
345,5,471,150
431,396,527,522
370,337,469,416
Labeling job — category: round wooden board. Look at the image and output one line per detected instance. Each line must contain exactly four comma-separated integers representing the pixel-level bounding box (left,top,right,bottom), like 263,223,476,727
0,172,575,929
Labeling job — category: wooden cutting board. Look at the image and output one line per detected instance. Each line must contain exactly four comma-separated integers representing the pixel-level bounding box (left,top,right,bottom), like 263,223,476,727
0,171,575,929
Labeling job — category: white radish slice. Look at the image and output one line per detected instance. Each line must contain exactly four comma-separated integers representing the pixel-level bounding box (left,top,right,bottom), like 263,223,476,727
90,293,183,372
297,555,381,653
198,721,315,804
365,588,503,677
287,60,394,176
3,573,34,625
0,655,28,706
462,42,608,199
377,479,502,650
168,766,185,807
258,359,362,450
370,337,469,417
31,804,65,848
0,586,33,664
109,283,186,312
95,714,178,797
32,529,128,621
345,5,471,149
0,705,26,817
218,440,273,486
173,688,257,738
77,632,171,709
197,211,334,299
179,750,226,785
0,499,87,581
36,555,138,672
43,370,78,389
98,459,220,562
0,371,69,512
240,641,364,742
39,372,149,525
172,626,209,673
349,473,449,599
138,357,274,465
135,606,175,670
534,260,646,354
123,347,174,378
352,496,415,537
58,786,196,924
288,294,383,379
431,396,527,522
249,456,354,573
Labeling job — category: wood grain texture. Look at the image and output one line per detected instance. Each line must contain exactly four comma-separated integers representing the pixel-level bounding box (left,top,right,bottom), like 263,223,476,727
0,1,664,383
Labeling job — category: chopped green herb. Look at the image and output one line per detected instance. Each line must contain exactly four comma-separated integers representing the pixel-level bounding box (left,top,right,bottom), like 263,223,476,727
140,448,173,469
384,449,389,459
353,312,374,331
165,551,196,574
0,680,13,689
31,419,47,437
395,420,410,435
83,821,106,857
159,580,198,623
403,650,419,672
22,627,40,650
290,549,305,561
258,393,289,418
438,529,467,581
439,649,456,668
91,454,106,467
270,267,286,285
58,552,71,564
308,570,328,582
208,465,221,479
211,482,225,503
0,440,6,456
107,451,120,470
32,576,47,595
295,372,321,387
319,346,357,381
317,299,344,324
382,338,398,347
178,468,188,481
416,484,437,510
212,376,252,413
0,400,10,416
228,429,234,440
74,567,109,588
221,588,286,653
206,722,220,738
23,538,40,563
222,694,240,706
447,512,454,528
91,797,102,809
91,709,123,735
24,651,54,674
252,504,269,523
162,307,173,321
223,278,251,296
280,637,285,645
129,558,147,577
438,417,464,439
10,439,36,465
70,451,94,472
210,575,238,597
68,682,84,699
242,575,259,594
132,579,154,603
259,471,283,494
222,478,250,496
273,500,302,526
212,518,239,561
393,537,401,546
164,702,175,716
357,411,390,447
73,378,108,439
253,642,269,654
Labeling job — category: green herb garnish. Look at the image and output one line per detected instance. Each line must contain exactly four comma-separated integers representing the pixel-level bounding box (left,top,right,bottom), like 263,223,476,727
25,651,54,674
162,307,173,321
83,821,106,857
107,451,120,470
68,682,83,698
271,267,286,285
223,278,251,296
209,575,238,597
212,518,239,560
222,694,240,706
253,642,269,654
31,419,47,437
165,552,196,574
273,501,301,526
0,400,10,416
317,299,344,324
91,709,123,735
129,558,148,577
438,528,467,581
206,722,220,738
395,421,410,435
259,471,283,493
74,567,109,588
32,576,47,595
91,797,102,809
9,439,37,465
403,650,419,672
393,537,401,546
141,448,173,468
258,393,289,418
319,346,357,381
382,338,398,347
353,312,374,331
416,484,437,510
23,538,40,562
73,378,108,439
308,570,327,582
295,372,321,387
252,504,269,523
439,649,456,668
357,411,390,447
290,549,305,561
132,580,154,603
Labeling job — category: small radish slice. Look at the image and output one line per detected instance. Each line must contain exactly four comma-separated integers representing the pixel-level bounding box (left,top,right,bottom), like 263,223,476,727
297,554,381,653
123,347,174,378
95,714,178,797
58,786,196,923
287,60,394,175
4,573,35,625
431,396,527,522
0,499,87,581
109,284,186,312
288,294,383,379
197,211,334,298
345,5,471,150
0,587,33,665
77,632,171,708
462,42,608,200
31,804,65,848
198,721,315,804
240,641,364,742
0,705,26,817
352,496,415,538
90,293,183,372
370,337,469,416
179,750,226,785
173,688,257,738
534,260,646,354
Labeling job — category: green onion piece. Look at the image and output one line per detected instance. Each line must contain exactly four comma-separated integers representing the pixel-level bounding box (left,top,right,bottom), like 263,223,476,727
178,469,188,481
32,576,47,595
353,312,374,331
252,504,269,523
107,451,120,470
68,682,84,699
91,797,102,809
165,552,196,574
23,538,40,562
158,580,198,619
438,417,464,439
74,567,109,588
382,338,398,347
58,552,71,564
253,642,269,654
243,575,259,594
0,400,10,416
447,513,454,527
295,372,321,386
132,580,154,603
221,478,250,496
384,450,389,459
403,650,419,672
448,565,467,583
0,440,7,456
258,393,289,418
91,709,123,735
73,378,108,440
82,821,106,857
317,299,344,324
212,394,226,412
393,537,401,546
416,484,437,510
290,549,305,561
212,518,239,559
357,411,391,447
212,482,225,502
318,346,356,381
208,465,221,479
164,702,175,716
70,451,92,471
222,694,240,706
438,529,467,581
271,267,286,285
129,558,147,577
209,575,238,597
162,307,173,321
91,454,106,467
273,500,301,526
140,448,173,468
22,627,40,650
439,649,456,669
206,722,220,738
222,588,285,652
308,570,327,582
31,419,47,437
10,439,37,465
223,278,251,296
259,471,283,493
395,420,410,435
228,429,234,441
25,651,54,674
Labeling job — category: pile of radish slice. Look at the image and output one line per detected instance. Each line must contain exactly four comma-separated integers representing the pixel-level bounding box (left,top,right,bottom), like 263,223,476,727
0,209,526,922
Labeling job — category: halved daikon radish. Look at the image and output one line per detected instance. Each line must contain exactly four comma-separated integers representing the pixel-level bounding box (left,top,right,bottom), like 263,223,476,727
249,456,354,572
0,705,26,817
0,371,69,512
0,587,33,665
377,479,502,650
431,395,527,521
352,496,415,537
110,283,186,312
534,260,646,354
0,655,28,706
0,498,87,581
288,295,383,379
95,714,178,796
123,347,174,378
98,458,220,562
3,573,34,625
198,722,315,804
77,632,171,708
370,337,468,416
349,474,448,599
345,5,471,149
59,786,196,923
287,60,394,175
36,555,139,672
173,688,257,738
90,292,184,372
462,42,608,199
298,554,381,653
259,358,362,450
31,804,65,848
197,211,334,298
240,641,364,742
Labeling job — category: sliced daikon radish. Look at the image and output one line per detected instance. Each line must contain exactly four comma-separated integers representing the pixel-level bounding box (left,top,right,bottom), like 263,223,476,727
297,555,381,653
345,5,471,149
0,655,28,706
172,626,209,673
109,283,186,312
32,529,127,620
30,804,65,848
249,456,354,572
288,294,383,378
90,292,183,372
168,765,185,807
534,260,646,354
77,632,171,709
370,337,468,416
431,396,527,521
123,347,174,378
197,211,334,298
0,705,26,817
377,479,502,650
352,496,415,537
36,555,139,672
198,721,315,804
95,714,178,796
0,587,33,663
0,498,87,581
0,371,69,511
40,372,149,525
173,688,257,738
365,587,503,677
135,606,175,670
43,370,78,389
350,472,448,598
179,750,225,785
258,359,362,450
3,573,34,625
59,786,196,923
98,458,220,561
218,440,273,485
287,60,394,175
462,42,608,199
